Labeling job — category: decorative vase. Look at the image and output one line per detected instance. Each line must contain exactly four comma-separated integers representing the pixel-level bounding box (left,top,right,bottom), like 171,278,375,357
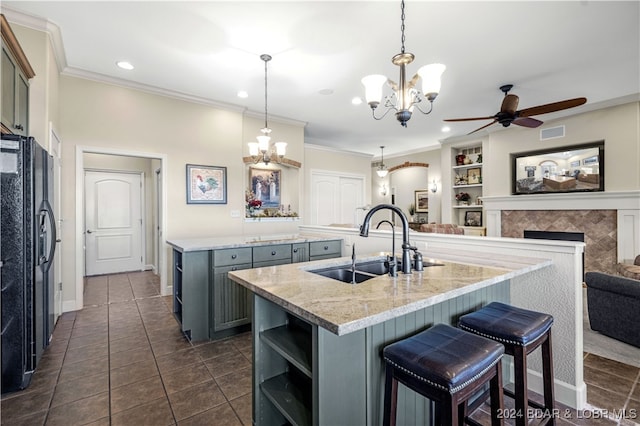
463,157,472,165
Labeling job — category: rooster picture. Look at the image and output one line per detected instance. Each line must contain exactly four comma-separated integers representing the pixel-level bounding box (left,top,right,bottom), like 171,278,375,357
195,174,219,194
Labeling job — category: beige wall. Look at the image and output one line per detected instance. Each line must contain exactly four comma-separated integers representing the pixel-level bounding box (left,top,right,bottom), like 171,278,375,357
483,102,640,196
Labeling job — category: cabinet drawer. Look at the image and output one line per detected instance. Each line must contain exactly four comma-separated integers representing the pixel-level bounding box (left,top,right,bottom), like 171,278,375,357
213,247,252,267
309,240,342,258
253,244,292,264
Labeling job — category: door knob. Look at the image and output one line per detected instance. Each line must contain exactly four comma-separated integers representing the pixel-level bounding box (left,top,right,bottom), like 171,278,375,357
86,230,93,234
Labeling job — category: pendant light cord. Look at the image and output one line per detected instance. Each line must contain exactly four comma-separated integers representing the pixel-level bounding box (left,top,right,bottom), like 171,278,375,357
400,0,406,54
260,54,272,130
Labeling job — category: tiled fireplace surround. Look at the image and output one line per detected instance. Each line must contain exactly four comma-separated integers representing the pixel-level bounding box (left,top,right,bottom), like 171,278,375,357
482,191,640,275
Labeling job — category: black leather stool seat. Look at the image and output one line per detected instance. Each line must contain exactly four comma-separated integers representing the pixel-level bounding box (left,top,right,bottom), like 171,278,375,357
459,302,556,426
458,302,553,346
383,323,505,426
384,323,504,393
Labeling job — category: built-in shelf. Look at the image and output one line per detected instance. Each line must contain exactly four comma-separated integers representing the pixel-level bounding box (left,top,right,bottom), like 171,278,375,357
452,144,484,229
260,325,312,378
453,204,484,209
260,372,312,426
453,184,483,189
453,162,483,170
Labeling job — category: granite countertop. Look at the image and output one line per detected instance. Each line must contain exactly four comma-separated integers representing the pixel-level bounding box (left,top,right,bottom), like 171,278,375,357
228,250,552,336
166,234,341,252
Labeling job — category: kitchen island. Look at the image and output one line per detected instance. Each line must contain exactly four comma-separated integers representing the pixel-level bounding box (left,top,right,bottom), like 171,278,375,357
166,235,342,341
229,251,552,425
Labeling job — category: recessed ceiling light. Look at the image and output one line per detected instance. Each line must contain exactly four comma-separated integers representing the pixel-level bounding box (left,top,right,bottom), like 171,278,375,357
441,126,451,132
237,90,248,98
116,61,134,70
352,97,363,105
318,88,333,95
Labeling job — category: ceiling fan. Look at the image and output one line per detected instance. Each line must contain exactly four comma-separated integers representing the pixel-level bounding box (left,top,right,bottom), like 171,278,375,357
444,84,587,135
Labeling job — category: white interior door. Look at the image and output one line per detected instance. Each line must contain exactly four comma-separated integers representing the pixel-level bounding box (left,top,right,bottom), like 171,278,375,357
49,125,62,320
85,170,143,276
310,171,364,225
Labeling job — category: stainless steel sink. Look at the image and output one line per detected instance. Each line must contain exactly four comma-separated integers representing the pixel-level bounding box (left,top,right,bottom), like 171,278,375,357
311,268,378,284
308,259,445,284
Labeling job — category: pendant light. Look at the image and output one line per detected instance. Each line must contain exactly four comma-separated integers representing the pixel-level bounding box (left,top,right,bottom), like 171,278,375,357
248,54,286,165
362,0,445,128
376,146,389,178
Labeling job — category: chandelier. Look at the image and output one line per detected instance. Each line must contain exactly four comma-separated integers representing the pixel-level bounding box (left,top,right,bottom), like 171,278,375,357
248,54,286,165
376,146,388,177
361,0,445,128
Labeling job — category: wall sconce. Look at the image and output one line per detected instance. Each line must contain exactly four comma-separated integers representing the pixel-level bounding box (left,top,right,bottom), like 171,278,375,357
429,179,438,193
380,184,388,196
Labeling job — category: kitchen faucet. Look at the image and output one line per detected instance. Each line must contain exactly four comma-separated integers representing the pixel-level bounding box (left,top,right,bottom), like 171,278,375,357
376,220,397,277
360,204,423,274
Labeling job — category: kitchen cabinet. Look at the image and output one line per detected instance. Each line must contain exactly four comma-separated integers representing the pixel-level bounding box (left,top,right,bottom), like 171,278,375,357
309,240,342,260
170,238,342,342
172,250,209,341
1,15,35,136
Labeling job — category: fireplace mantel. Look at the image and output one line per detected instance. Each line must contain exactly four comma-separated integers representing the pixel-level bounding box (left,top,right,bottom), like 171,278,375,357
482,190,640,263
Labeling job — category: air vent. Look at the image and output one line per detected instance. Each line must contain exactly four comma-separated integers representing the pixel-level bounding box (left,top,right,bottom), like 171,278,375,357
540,125,565,140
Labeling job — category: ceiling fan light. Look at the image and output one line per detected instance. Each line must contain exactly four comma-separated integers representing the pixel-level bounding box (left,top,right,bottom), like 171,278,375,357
248,142,259,156
275,142,287,156
362,74,387,106
418,63,446,99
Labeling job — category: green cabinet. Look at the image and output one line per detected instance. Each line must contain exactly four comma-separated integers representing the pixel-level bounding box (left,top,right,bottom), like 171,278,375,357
172,250,210,341
172,239,342,342
309,240,342,260
1,17,34,136
252,280,510,425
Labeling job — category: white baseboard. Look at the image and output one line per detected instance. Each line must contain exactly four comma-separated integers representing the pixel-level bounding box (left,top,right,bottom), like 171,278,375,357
62,300,78,313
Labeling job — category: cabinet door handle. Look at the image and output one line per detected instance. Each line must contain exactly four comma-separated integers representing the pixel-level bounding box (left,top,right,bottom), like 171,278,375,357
293,248,298,253
14,124,24,131
324,245,329,250
231,254,237,259
271,251,277,256
231,266,238,271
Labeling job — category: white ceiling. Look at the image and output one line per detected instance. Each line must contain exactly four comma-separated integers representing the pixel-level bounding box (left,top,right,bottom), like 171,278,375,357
3,1,639,158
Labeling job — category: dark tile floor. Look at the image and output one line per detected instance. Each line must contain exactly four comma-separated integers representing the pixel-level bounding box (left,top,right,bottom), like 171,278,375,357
1,271,638,425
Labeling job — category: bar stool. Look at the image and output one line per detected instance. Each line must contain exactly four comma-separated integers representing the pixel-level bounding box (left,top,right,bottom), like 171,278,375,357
459,302,555,426
383,323,505,426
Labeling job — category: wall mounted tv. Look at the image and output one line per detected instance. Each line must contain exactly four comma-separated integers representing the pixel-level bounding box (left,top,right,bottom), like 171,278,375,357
511,141,604,195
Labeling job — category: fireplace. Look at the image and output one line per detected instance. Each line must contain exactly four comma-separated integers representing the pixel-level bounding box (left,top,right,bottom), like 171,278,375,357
481,191,640,276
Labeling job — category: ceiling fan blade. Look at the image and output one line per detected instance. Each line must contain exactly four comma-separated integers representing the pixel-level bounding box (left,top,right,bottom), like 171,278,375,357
444,116,496,122
518,97,587,117
512,117,544,128
468,120,497,135
500,94,519,114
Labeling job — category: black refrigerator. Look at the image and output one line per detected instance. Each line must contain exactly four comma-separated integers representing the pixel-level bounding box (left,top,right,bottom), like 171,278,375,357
1,134,57,393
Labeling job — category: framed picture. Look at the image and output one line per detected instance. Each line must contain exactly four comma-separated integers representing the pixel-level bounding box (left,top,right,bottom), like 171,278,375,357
249,167,281,208
414,190,429,213
186,164,227,204
583,155,599,165
570,160,580,167
467,167,482,184
464,211,482,227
